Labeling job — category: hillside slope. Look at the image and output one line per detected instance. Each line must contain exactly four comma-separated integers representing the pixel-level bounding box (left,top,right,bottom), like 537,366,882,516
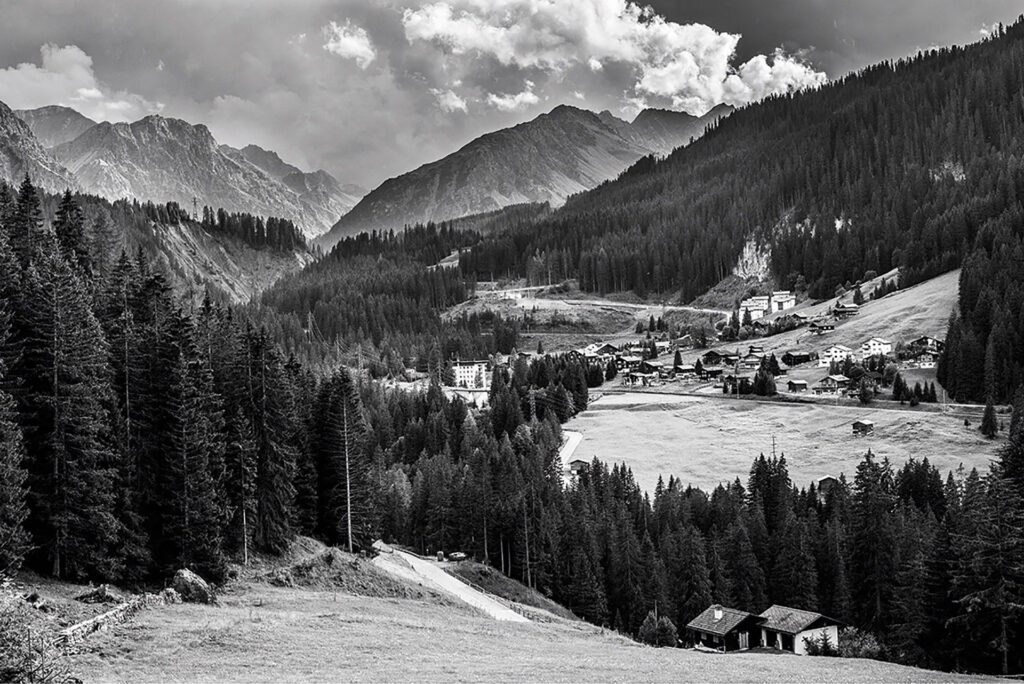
457,22,1024,306
67,581,993,682
0,100,79,192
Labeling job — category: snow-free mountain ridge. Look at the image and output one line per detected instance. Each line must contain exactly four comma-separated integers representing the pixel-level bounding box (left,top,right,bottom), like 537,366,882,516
319,103,731,249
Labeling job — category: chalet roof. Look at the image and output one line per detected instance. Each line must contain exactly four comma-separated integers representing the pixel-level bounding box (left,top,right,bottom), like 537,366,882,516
759,605,833,635
853,419,875,427
825,345,852,353
826,375,850,382
864,337,891,345
788,380,808,386
687,605,762,636
569,459,588,467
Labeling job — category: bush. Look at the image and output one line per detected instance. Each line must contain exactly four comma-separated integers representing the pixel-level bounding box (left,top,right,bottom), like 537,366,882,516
638,611,679,647
803,632,838,656
0,588,72,683
838,626,883,659
655,616,678,647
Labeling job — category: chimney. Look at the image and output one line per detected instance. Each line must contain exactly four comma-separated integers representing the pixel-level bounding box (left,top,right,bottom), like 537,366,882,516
713,606,723,620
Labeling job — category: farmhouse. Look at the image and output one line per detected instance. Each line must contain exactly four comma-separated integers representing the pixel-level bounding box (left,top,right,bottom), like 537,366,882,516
452,360,490,389
819,345,854,367
759,605,843,655
674,364,697,378
809,322,835,335
782,350,814,366
702,350,738,367
816,476,840,501
815,375,850,394
911,336,945,354
686,605,765,652
741,352,764,369
861,337,893,357
853,420,875,436
568,459,588,475
834,303,860,318
787,379,808,393
616,355,643,371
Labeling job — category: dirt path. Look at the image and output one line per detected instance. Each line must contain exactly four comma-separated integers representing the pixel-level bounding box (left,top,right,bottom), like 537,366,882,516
373,548,528,623
559,430,583,470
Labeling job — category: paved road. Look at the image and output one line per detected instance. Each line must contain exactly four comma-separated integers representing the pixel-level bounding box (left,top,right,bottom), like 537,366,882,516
373,546,528,623
559,430,583,471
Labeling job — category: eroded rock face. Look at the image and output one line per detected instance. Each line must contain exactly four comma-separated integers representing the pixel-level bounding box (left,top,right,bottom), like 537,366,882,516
171,569,216,605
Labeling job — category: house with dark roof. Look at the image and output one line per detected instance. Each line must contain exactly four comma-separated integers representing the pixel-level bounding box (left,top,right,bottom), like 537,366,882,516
758,605,843,654
686,605,765,652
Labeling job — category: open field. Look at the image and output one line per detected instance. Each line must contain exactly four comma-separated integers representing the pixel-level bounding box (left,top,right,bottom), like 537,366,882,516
68,581,995,683
570,392,1001,493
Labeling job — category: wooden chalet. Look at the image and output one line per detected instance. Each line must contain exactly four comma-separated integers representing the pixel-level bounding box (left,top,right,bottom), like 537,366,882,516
833,303,860,319
809,322,836,335
787,379,808,393
568,459,588,475
701,350,739,367
686,605,764,652
759,605,843,655
814,374,850,394
852,420,875,436
782,350,814,366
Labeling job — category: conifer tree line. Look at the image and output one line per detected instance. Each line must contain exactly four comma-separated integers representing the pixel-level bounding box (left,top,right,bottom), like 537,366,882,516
456,20,1024,304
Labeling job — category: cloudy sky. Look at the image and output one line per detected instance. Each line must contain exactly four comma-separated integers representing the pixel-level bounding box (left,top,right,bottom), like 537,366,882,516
0,0,1018,189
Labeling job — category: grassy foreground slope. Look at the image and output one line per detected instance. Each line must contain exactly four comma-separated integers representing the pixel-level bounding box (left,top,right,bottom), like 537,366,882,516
69,581,994,683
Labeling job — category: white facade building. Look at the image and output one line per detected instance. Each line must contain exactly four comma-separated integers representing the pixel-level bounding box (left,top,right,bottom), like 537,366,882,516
860,337,893,357
452,360,489,389
819,344,854,367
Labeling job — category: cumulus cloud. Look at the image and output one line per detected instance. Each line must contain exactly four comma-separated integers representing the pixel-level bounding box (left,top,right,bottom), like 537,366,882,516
486,81,540,111
430,88,468,112
401,0,826,115
0,43,162,121
323,20,377,69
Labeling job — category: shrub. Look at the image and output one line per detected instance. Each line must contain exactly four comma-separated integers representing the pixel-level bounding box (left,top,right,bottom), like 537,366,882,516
838,626,883,660
655,616,679,647
0,587,72,683
803,632,838,656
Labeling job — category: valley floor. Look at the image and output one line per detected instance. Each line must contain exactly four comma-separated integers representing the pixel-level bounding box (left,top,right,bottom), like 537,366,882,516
69,582,995,683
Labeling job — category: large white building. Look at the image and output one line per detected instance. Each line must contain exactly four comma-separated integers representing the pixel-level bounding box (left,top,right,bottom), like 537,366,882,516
860,337,893,357
818,344,854,367
740,291,798,322
452,360,489,389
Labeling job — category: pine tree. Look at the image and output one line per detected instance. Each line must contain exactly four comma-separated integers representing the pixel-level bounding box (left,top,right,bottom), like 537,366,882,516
949,467,1024,674
16,242,120,579
245,328,298,554
850,451,897,633
981,397,998,439
0,384,28,573
53,190,89,274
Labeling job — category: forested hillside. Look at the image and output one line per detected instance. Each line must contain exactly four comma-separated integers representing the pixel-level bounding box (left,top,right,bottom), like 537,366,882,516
459,21,1024,306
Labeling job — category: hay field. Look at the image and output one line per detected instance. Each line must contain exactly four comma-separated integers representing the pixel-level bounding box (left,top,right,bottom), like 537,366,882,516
69,582,994,683
571,393,1000,493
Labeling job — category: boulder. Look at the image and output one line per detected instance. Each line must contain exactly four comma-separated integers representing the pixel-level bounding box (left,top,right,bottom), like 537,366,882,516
171,569,216,605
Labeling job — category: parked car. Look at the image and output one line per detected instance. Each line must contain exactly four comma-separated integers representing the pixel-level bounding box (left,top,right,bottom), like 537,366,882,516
448,551,467,562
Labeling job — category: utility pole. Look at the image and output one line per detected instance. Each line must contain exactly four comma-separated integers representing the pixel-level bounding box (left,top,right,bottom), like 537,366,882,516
192,196,198,221
343,400,354,554
771,434,777,459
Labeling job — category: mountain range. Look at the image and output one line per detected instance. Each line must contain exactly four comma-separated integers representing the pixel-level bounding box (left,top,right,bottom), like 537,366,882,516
0,100,79,192
5,105,364,237
319,103,731,248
